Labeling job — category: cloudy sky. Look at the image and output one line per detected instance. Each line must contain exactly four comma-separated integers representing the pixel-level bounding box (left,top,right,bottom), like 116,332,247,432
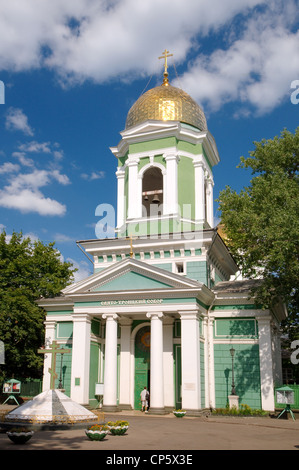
0,0,298,281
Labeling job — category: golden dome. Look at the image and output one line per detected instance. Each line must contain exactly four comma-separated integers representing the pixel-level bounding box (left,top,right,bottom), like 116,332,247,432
125,80,207,131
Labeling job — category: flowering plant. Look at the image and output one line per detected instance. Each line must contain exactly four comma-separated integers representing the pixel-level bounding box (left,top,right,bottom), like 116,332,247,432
173,409,186,417
87,424,109,431
107,420,129,427
85,423,109,441
107,420,129,435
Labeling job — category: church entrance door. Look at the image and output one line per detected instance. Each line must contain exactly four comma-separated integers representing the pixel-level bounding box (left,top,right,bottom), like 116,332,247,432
134,325,150,410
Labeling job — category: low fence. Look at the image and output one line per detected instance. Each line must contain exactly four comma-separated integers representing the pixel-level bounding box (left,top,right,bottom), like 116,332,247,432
20,380,42,398
275,384,299,410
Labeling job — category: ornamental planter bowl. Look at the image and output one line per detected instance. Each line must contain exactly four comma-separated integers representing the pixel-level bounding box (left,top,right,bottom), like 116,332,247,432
85,425,108,441
7,429,34,444
173,411,186,418
107,421,129,435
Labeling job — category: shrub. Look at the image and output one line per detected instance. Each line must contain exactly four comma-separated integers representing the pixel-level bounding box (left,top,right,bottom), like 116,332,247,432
212,404,268,416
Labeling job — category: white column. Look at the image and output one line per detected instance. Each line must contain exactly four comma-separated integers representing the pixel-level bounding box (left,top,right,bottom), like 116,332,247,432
41,320,56,391
102,313,119,411
119,317,132,409
127,158,139,219
180,311,201,411
257,316,275,411
163,316,174,409
164,154,179,214
206,177,214,228
206,316,216,408
70,314,91,404
116,167,126,229
146,312,164,413
193,159,205,222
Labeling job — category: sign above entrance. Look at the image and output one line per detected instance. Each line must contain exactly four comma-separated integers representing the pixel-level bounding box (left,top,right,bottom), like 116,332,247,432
100,299,163,306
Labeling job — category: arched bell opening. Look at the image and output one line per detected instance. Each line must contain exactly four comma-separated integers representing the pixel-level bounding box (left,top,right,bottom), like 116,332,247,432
142,167,164,217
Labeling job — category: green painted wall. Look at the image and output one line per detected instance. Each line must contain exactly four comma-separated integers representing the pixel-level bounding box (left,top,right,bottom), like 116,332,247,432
54,322,73,395
54,345,72,396
186,261,208,285
214,343,261,409
134,325,150,409
152,263,172,272
92,270,173,291
89,341,100,404
214,318,258,338
177,140,203,155
178,156,195,219
46,310,73,317
56,321,73,339
138,156,150,170
129,137,177,155
174,344,182,409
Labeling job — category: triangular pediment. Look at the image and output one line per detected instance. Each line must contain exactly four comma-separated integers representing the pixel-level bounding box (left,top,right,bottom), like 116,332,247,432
62,258,202,295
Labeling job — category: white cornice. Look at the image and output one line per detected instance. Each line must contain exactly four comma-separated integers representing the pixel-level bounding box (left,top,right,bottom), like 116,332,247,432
110,120,220,167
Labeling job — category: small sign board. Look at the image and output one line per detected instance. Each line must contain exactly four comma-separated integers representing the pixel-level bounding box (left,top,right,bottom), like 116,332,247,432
3,379,21,394
95,383,104,395
276,386,295,405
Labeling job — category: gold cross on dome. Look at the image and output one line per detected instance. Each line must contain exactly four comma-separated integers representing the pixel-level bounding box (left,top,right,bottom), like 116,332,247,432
158,49,173,75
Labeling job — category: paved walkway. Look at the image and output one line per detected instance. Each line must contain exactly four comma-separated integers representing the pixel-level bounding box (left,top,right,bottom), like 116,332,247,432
1,405,299,451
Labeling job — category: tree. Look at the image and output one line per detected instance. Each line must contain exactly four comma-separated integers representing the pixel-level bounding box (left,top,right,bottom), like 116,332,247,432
217,127,299,340
0,231,76,381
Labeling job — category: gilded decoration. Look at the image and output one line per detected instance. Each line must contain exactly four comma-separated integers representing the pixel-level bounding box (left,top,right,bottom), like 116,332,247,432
125,84,207,131
126,50,207,131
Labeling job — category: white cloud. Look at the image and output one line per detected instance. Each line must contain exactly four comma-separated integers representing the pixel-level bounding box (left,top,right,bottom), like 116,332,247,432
5,107,34,135
0,1,297,115
67,257,93,282
0,169,68,216
18,141,51,153
0,162,20,174
52,169,71,185
0,0,265,82
12,141,66,171
53,233,74,243
174,1,299,114
81,171,105,181
12,151,35,167
0,188,66,216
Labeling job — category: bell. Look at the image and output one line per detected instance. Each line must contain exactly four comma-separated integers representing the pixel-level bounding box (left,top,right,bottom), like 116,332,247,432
152,193,160,204
144,195,149,201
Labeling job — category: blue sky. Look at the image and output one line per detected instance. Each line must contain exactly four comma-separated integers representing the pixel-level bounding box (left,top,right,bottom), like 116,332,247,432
0,0,298,281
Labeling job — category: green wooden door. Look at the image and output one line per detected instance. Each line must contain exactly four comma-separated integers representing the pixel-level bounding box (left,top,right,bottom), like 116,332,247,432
134,326,150,409
174,345,182,409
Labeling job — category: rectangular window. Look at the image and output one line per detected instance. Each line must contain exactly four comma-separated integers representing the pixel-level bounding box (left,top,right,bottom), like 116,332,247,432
175,262,185,274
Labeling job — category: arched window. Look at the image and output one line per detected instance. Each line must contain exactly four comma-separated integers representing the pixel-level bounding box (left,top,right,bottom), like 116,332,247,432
142,167,163,217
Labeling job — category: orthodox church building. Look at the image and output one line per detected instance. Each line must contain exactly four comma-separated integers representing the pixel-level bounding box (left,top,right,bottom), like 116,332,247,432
38,52,286,414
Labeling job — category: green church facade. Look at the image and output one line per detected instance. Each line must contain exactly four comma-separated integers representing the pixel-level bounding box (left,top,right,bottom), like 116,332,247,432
38,58,286,414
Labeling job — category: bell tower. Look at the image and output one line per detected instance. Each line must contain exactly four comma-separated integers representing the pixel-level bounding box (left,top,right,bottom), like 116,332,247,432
110,52,220,238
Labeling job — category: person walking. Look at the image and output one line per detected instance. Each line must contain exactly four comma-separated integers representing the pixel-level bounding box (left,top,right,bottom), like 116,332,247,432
140,386,149,412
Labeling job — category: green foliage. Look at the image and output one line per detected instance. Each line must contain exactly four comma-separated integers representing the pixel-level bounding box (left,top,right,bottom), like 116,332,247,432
212,404,268,416
107,420,129,427
217,127,299,338
0,231,76,381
